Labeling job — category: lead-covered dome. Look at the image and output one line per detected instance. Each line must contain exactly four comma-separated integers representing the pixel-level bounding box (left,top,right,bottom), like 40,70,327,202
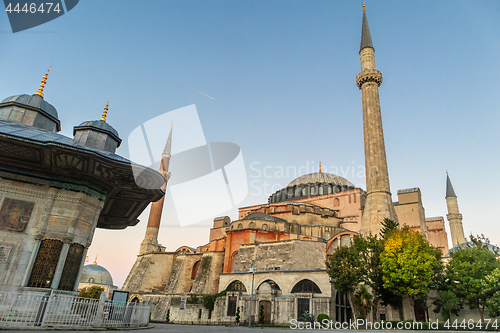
0,94,61,132
269,172,356,204
287,172,355,188
80,262,114,286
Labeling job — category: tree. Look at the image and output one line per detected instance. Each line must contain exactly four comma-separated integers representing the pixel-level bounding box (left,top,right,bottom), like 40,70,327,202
484,268,500,318
235,306,241,324
380,227,439,321
446,235,500,322
259,304,264,323
326,243,362,320
380,218,399,239
78,286,104,299
433,290,461,320
353,285,373,319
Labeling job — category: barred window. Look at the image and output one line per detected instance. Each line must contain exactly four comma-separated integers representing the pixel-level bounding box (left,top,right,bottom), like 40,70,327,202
27,239,63,288
59,243,85,291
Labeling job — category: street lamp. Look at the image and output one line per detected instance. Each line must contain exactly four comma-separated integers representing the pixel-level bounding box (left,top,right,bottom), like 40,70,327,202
248,260,256,328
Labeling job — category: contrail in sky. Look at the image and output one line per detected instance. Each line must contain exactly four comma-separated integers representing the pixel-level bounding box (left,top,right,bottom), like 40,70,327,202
195,90,215,100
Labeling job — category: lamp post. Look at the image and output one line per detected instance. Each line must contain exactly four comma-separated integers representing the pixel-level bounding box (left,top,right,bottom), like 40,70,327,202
248,260,255,328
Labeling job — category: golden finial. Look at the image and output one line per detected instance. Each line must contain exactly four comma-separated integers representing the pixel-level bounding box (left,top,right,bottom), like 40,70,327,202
100,99,109,121
33,66,51,98
319,162,322,173
446,170,448,175
363,3,365,12
92,256,97,265
171,122,173,129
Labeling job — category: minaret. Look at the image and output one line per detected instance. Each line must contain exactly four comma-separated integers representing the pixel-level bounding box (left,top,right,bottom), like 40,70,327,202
139,125,173,255
445,172,466,247
357,5,398,236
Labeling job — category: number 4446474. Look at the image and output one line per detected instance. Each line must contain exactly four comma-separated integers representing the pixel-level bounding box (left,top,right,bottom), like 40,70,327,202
6,3,62,14
444,319,498,330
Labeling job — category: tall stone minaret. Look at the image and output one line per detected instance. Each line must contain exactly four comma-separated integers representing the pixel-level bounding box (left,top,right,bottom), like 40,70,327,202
139,125,173,255
357,5,398,236
445,172,466,247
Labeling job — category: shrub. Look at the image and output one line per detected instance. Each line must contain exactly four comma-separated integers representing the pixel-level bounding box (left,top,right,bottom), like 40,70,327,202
235,306,241,324
317,313,329,323
165,309,170,323
259,304,264,323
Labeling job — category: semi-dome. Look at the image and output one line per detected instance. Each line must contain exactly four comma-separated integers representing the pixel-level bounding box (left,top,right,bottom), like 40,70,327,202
269,171,356,204
80,262,114,286
242,212,287,223
287,172,355,188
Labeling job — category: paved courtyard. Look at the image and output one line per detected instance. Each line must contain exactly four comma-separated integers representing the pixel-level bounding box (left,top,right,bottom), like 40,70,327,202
0,323,467,333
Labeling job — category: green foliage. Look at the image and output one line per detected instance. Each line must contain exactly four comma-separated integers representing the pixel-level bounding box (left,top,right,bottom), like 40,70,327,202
187,293,199,304
202,289,227,311
316,313,329,323
380,218,399,239
165,309,170,323
298,310,313,323
380,227,438,298
259,304,264,323
484,268,500,318
326,244,362,295
235,306,241,324
354,285,373,319
432,290,461,320
78,286,104,299
445,235,500,321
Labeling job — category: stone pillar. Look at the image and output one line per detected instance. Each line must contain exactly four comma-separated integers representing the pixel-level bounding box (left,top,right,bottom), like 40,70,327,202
21,234,43,287
357,10,398,236
51,240,71,289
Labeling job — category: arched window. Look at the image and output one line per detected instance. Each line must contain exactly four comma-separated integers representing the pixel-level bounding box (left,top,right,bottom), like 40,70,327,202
295,188,300,197
258,279,281,292
262,224,268,231
192,260,201,279
328,186,332,194
291,279,321,294
231,251,239,272
310,187,315,195
353,195,356,203
319,186,323,195
302,188,306,196
227,280,246,292
131,297,139,303
334,198,340,207
249,222,256,228
237,223,243,230
27,239,63,289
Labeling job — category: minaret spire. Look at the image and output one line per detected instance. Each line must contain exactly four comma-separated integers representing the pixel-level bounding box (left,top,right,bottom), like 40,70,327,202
139,125,173,255
445,172,466,247
357,6,399,236
360,4,373,52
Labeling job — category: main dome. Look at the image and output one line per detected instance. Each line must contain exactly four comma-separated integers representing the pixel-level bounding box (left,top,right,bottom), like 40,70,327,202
287,172,355,188
269,172,356,204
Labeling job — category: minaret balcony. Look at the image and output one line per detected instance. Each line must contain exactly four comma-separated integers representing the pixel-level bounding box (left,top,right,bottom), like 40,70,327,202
356,69,383,88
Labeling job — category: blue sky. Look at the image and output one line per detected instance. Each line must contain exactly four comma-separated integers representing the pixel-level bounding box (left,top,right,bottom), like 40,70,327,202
1,0,499,287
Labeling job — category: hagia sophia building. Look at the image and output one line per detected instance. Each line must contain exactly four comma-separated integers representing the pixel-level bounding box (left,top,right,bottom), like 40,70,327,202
120,7,479,324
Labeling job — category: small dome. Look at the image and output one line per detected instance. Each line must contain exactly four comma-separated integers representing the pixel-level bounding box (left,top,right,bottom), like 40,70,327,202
287,172,355,188
80,263,114,286
73,120,122,153
0,94,60,132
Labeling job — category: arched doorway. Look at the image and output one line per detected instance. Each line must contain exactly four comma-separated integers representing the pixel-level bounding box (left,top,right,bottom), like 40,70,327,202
191,260,201,279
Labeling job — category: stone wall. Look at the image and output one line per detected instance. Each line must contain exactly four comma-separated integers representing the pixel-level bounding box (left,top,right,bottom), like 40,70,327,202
164,253,203,294
122,252,175,293
191,251,224,295
232,240,326,273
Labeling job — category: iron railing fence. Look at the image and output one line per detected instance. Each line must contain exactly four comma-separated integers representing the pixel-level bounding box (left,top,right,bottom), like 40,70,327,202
0,290,150,328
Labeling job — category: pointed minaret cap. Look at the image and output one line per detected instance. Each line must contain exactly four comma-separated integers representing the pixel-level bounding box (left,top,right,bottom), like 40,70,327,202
360,4,374,52
92,256,98,265
446,172,457,198
162,123,173,156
